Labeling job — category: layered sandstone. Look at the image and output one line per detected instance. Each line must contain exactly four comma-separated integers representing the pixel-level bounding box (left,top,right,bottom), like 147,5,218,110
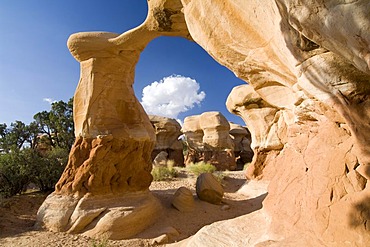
149,115,184,166
227,85,286,180
229,122,253,169
181,0,370,246
182,112,236,170
196,173,224,205
37,0,370,245
36,0,191,239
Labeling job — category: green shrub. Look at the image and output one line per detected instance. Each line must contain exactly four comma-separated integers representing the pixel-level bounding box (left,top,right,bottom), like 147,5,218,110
151,160,178,181
243,162,251,170
32,147,69,192
0,147,69,198
187,161,216,176
0,150,32,198
91,236,109,247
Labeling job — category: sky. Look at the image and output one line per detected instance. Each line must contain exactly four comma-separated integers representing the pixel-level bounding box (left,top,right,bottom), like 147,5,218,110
0,0,247,127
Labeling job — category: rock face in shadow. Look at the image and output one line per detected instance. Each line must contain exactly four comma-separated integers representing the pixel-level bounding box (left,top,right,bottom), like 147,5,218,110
149,115,184,166
36,0,191,239
182,111,236,170
181,0,370,246
228,122,254,170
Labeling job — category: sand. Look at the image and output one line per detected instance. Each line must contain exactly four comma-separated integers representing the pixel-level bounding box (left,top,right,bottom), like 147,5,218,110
0,170,267,247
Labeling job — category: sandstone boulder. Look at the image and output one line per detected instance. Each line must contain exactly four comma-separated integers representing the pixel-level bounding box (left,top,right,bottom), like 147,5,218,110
149,115,184,166
153,151,169,167
151,226,180,245
196,173,224,205
172,187,195,212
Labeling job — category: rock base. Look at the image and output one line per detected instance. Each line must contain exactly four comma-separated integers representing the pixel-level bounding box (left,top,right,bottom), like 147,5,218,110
36,191,162,240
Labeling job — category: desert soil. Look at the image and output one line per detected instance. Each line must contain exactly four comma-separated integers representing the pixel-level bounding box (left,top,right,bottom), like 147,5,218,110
0,170,265,247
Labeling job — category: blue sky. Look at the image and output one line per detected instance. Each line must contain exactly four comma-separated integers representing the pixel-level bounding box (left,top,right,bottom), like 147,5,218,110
0,0,246,127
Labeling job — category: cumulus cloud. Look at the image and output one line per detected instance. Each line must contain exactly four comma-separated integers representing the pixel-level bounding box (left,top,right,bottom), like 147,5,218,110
43,98,56,104
141,75,205,119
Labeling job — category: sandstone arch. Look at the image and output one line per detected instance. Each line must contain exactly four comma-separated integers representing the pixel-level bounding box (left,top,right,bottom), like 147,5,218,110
36,0,370,245
182,0,370,246
36,0,192,239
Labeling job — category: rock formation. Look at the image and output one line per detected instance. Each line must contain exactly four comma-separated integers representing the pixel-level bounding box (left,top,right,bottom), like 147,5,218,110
227,85,286,180
181,0,370,245
182,112,236,170
149,115,184,167
37,0,370,245
196,173,224,205
153,151,169,166
228,122,253,169
172,187,195,212
36,0,191,240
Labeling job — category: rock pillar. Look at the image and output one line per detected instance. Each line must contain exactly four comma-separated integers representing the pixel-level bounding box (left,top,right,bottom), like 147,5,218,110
182,112,236,170
149,115,184,167
36,0,191,240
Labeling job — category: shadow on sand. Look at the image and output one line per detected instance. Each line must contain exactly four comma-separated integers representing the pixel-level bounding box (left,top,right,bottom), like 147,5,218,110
136,185,267,242
0,192,48,238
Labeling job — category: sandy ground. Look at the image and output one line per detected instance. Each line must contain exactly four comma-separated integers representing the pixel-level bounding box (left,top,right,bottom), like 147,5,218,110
0,170,266,247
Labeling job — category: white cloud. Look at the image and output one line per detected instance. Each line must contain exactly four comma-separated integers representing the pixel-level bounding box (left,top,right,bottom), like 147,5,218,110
43,98,56,104
141,75,206,119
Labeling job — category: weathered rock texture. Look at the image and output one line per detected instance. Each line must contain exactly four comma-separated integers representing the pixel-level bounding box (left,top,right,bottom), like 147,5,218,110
196,173,224,205
182,112,236,170
227,85,285,180
37,0,370,245
149,115,184,166
229,122,253,169
172,187,195,212
36,0,191,239
181,0,370,246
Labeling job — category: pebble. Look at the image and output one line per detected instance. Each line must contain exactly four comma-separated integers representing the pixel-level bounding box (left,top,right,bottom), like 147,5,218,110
151,234,169,245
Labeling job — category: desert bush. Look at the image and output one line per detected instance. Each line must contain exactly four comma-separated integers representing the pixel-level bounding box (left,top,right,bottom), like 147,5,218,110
187,161,216,176
0,147,69,198
0,150,32,198
213,171,227,183
243,162,251,170
91,235,109,247
31,147,69,192
151,160,178,181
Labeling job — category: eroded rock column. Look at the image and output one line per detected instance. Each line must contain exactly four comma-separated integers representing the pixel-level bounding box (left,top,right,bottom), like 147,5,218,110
229,122,253,170
36,0,191,240
226,84,288,180
182,112,236,170
182,0,370,245
149,115,184,166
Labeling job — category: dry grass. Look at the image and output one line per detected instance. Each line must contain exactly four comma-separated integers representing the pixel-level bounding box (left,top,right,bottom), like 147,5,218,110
186,161,216,176
151,160,178,181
